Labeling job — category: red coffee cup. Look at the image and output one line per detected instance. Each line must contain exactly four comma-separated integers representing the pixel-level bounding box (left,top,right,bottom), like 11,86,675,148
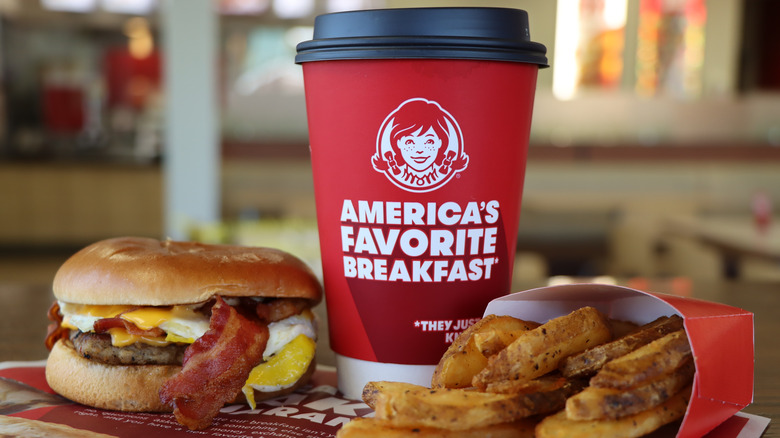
296,7,548,399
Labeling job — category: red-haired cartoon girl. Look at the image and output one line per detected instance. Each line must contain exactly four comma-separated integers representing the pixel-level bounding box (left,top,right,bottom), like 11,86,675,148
373,98,468,192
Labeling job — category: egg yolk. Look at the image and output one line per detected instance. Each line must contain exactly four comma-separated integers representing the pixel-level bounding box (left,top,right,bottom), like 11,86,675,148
241,334,316,409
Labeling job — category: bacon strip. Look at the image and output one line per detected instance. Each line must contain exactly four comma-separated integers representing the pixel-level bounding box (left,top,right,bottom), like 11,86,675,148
45,301,69,350
93,317,166,338
159,296,268,430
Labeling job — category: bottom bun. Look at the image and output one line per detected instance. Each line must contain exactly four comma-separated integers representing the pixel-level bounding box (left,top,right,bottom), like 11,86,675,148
46,339,179,412
46,339,317,413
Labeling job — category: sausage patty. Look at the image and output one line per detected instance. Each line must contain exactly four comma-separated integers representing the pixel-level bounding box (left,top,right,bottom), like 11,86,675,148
70,331,187,366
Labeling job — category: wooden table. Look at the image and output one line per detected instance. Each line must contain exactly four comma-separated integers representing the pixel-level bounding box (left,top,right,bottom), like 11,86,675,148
1,279,777,436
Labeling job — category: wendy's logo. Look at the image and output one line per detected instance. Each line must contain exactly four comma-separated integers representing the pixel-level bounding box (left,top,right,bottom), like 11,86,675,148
372,98,469,193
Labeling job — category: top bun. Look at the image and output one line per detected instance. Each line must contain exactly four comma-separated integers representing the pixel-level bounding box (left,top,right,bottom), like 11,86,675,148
53,237,322,306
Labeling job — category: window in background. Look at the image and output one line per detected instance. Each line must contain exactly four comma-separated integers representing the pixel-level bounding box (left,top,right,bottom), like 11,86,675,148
221,24,312,139
326,0,373,13
219,0,379,16
553,0,708,101
272,0,314,19
217,0,382,140
229,26,311,96
41,0,97,12
219,0,271,15
553,0,628,100
102,0,156,14
41,0,156,13
635,0,706,98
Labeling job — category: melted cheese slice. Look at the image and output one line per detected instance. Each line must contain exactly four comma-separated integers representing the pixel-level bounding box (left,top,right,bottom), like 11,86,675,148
108,328,171,347
124,306,211,343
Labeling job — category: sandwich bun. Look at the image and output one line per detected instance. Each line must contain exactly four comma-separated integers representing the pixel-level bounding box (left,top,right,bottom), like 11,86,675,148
52,236,322,305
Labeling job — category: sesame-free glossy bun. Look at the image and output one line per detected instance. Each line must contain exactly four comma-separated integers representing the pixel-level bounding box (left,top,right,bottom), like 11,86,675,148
52,237,322,306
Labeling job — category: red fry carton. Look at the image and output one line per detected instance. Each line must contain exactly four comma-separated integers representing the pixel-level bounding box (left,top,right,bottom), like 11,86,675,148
483,283,754,438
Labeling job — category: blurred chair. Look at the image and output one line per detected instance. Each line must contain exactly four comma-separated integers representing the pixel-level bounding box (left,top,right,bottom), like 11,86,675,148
606,198,723,281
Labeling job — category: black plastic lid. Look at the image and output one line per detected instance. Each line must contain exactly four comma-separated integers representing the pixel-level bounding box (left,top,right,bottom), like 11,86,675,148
295,7,548,67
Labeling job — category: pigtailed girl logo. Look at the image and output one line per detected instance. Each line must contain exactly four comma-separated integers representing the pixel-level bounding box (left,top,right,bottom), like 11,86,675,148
372,98,469,192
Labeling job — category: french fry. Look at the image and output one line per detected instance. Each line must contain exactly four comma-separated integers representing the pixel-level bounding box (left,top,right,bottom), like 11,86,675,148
472,307,612,389
431,314,539,389
535,385,692,438
560,315,685,378
565,359,695,420
335,417,537,438
590,330,691,390
372,381,575,430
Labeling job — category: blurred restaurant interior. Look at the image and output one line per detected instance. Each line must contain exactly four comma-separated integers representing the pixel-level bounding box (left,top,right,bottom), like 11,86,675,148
1,0,779,289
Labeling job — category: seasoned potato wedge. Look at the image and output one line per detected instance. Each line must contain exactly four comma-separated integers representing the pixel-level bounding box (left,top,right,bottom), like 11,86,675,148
431,314,538,389
372,381,579,430
560,315,685,378
472,316,540,357
589,330,691,390
535,385,691,438
472,307,612,389
566,359,695,420
362,381,422,410
336,417,537,438
484,373,571,395
606,318,640,339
